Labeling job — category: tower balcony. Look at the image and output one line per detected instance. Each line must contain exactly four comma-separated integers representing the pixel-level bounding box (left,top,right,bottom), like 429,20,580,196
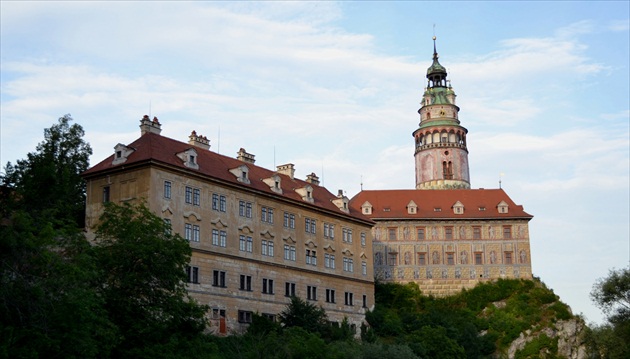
415,142,468,152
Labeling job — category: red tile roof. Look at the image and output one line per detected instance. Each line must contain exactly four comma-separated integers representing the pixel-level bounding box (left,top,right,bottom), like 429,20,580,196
83,132,372,224
349,189,532,220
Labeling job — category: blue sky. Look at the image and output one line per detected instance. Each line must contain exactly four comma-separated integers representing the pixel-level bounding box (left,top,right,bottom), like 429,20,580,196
2,1,628,325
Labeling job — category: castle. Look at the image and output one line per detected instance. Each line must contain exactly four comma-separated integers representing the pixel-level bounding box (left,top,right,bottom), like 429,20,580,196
82,38,532,334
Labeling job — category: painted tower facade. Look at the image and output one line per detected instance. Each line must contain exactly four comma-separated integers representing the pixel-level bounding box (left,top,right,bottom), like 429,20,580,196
413,38,470,190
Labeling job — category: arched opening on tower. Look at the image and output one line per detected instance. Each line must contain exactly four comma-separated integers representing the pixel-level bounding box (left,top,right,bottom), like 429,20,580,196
443,161,453,180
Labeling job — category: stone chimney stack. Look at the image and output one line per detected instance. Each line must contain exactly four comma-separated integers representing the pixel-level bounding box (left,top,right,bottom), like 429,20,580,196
140,115,162,135
188,130,210,150
237,148,255,164
276,164,295,179
306,173,320,186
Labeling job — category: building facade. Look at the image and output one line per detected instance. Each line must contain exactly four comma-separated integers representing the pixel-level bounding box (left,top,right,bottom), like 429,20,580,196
349,39,533,296
83,117,375,334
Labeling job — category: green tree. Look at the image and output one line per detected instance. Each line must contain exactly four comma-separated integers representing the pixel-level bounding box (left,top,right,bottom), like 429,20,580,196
278,296,329,336
1,114,92,227
93,201,209,358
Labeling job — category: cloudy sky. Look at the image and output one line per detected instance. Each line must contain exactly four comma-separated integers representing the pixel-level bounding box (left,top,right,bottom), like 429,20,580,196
2,1,628,324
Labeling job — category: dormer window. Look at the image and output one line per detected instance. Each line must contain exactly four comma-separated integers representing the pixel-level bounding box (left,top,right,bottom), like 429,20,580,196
332,189,349,213
112,143,135,165
407,200,418,215
229,165,250,184
434,207,442,212
176,148,199,170
452,201,464,215
497,201,509,214
263,174,282,194
361,201,373,215
295,185,314,203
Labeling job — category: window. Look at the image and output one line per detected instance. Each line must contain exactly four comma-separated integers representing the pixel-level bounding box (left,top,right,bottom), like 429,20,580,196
262,313,276,322
239,201,245,216
283,212,296,229
185,186,193,204
342,228,353,242
284,245,296,261
239,235,253,253
305,250,317,266
164,181,172,199
189,154,196,165
362,261,367,276
473,226,481,240
324,223,335,239
262,240,274,257
307,285,317,301
305,218,316,234
261,206,274,224
211,308,226,320
163,218,172,235
193,188,200,206
285,282,296,297
102,186,110,203
219,195,226,212
239,275,252,291
185,223,192,241
445,227,453,240
418,253,426,265
505,252,513,264
192,224,200,242
212,229,227,247
238,310,252,323
447,252,455,265
361,232,366,246
388,228,397,241
326,289,336,303
324,253,335,269
363,295,367,308
344,292,354,306
185,266,199,283
388,253,397,265
246,202,252,218
503,226,512,239
475,252,483,265
343,257,354,272
417,227,425,240
262,278,274,294
212,270,226,287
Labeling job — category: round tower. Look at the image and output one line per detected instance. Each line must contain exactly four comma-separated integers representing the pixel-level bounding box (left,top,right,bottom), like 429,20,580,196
413,37,470,190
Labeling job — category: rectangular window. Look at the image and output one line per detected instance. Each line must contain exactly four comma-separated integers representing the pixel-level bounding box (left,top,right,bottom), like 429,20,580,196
505,252,513,264
326,289,336,303
305,218,311,234
212,270,226,287
163,218,172,235
307,285,317,301
503,226,512,239
475,252,483,265
239,275,252,291
185,265,199,283
185,186,193,204
342,228,353,242
362,295,367,308
102,186,110,203
418,253,426,265
445,227,453,240
361,232,366,246
388,253,397,266
285,282,296,297
212,229,219,246
193,188,200,206
343,257,354,272
305,250,317,266
239,235,253,253
185,223,192,241
289,214,295,229
164,181,172,199
212,193,219,210
388,228,397,241
219,195,226,212
283,212,289,228
262,240,274,257
362,261,367,276
324,223,335,239
284,245,296,261
238,310,253,323
324,253,335,269
344,292,354,306
239,201,245,216
447,252,455,265
192,224,200,242
245,202,252,218
262,278,274,294
473,226,481,240
417,227,425,240
261,206,274,224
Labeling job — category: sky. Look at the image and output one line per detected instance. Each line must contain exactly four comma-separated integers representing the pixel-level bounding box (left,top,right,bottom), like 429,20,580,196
1,1,628,325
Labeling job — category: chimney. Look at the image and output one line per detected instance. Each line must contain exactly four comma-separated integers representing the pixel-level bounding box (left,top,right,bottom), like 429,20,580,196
140,115,162,135
236,148,255,164
276,163,295,179
337,189,343,197
188,130,210,150
306,172,320,186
